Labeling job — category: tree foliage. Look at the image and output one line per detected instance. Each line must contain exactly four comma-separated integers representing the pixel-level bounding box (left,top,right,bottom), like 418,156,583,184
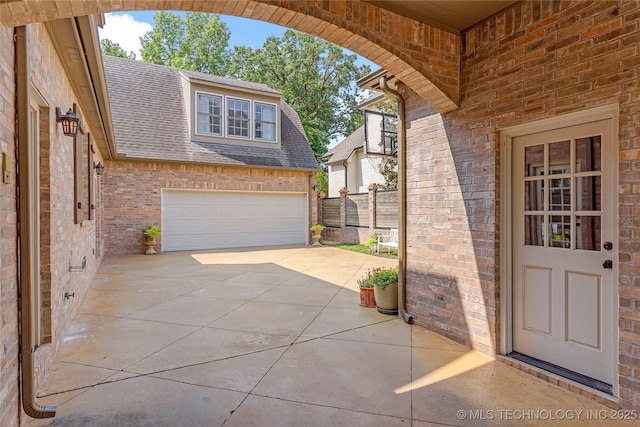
135,13,370,160
139,11,230,75
100,39,136,59
228,30,371,158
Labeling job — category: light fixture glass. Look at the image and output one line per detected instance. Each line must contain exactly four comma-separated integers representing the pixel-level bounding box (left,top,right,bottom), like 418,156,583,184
56,107,80,137
94,161,104,176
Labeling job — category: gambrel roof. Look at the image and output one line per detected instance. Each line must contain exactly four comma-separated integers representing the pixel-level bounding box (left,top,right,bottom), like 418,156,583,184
103,56,319,170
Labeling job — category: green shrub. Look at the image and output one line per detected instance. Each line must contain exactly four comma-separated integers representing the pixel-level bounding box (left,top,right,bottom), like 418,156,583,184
357,267,398,289
142,226,161,239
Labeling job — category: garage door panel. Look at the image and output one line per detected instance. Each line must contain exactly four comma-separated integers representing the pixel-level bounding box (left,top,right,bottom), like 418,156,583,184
163,191,307,251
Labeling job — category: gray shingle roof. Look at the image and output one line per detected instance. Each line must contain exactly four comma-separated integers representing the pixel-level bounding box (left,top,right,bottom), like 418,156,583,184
322,125,365,164
103,56,319,170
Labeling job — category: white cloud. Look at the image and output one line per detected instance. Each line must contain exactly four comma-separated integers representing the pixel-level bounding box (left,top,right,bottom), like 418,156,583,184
98,13,152,59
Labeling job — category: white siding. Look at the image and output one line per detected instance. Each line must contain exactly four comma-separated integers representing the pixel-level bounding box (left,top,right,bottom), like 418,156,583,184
327,164,345,197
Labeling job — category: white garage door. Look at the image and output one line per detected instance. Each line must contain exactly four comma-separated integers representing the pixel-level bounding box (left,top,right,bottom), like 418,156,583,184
162,190,308,251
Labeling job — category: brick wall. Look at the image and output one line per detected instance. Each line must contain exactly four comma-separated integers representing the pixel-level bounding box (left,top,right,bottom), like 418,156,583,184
0,25,20,427
28,22,105,391
102,160,314,255
0,23,105,427
403,0,640,410
0,0,460,113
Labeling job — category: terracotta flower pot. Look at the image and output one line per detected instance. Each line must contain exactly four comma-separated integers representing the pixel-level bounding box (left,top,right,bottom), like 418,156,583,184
359,286,376,308
373,282,398,315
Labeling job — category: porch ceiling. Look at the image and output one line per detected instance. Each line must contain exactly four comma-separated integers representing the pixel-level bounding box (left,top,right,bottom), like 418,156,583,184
363,0,519,33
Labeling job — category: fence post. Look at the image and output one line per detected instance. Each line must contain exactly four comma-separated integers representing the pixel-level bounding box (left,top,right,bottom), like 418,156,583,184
368,183,378,231
339,187,349,229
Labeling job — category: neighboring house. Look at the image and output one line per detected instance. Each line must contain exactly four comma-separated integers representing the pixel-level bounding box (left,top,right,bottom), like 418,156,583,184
2,2,640,425
102,56,320,254
322,125,386,197
322,95,395,197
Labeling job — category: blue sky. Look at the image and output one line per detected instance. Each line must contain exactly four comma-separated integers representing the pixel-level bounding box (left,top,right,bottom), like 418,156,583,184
98,11,376,69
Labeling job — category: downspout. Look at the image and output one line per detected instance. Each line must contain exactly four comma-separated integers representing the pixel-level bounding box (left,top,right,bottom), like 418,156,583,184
15,26,57,419
379,76,413,324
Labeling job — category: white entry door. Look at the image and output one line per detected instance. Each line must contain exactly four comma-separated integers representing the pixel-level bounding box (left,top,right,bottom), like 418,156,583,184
512,119,615,385
162,190,307,251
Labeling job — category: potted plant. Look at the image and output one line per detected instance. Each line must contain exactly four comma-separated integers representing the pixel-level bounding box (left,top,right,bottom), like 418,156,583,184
142,226,161,255
366,232,382,253
356,270,377,308
358,267,398,314
310,224,325,245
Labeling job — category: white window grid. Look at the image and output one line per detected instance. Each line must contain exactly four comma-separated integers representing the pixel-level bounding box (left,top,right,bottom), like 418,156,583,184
194,91,278,143
196,93,222,136
254,102,277,141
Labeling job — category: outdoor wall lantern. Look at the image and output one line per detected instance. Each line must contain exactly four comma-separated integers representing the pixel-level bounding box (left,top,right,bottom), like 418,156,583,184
94,161,104,176
55,107,80,137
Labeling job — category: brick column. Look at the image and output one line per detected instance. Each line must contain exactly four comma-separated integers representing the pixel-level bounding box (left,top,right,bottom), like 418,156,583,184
339,187,349,228
368,183,378,231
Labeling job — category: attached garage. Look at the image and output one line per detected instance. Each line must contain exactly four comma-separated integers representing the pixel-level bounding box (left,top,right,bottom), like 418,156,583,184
162,190,308,251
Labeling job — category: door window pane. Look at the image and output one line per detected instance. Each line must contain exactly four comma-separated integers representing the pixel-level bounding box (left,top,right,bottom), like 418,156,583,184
576,136,601,172
577,176,601,211
576,216,601,251
525,145,544,177
549,178,571,211
549,215,570,248
549,141,570,171
525,180,543,211
524,215,544,246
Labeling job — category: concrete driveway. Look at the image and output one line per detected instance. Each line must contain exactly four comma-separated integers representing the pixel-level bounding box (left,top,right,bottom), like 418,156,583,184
30,246,621,426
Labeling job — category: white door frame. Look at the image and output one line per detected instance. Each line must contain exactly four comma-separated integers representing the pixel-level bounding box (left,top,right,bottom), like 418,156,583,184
499,104,619,395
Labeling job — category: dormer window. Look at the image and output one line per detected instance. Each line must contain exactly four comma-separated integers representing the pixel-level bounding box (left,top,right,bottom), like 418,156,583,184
255,103,276,141
227,98,250,138
194,89,279,144
197,93,222,136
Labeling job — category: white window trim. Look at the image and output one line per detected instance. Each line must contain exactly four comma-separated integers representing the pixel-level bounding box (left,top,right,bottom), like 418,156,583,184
225,95,252,140
194,89,279,143
195,91,223,137
254,101,278,143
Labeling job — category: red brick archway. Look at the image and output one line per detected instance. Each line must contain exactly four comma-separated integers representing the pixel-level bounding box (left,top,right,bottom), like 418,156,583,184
0,0,460,113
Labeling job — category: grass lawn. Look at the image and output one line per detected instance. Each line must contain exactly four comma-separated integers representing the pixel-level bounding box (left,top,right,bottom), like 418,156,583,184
324,242,398,259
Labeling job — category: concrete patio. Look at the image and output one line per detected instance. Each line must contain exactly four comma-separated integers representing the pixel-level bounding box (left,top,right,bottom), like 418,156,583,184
29,246,624,426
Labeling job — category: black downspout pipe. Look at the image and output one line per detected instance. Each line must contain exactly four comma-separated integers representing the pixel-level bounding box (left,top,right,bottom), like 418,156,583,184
379,76,413,324
15,25,57,420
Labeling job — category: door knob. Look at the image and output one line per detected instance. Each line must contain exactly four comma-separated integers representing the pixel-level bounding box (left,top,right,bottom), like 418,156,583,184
603,242,613,250
603,260,613,269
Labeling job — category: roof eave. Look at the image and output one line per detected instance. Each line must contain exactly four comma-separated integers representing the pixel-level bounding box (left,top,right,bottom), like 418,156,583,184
45,15,117,159
356,68,398,92
181,72,283,99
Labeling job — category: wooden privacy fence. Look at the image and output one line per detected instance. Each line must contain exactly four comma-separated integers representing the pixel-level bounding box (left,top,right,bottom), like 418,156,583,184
346,193,369,227
319,185,398,244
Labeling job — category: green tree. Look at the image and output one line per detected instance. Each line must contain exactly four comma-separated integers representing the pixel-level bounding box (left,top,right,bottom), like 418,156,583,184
140,11,230,75
315,169,329,194
229,30,371,158
100,39,136,59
